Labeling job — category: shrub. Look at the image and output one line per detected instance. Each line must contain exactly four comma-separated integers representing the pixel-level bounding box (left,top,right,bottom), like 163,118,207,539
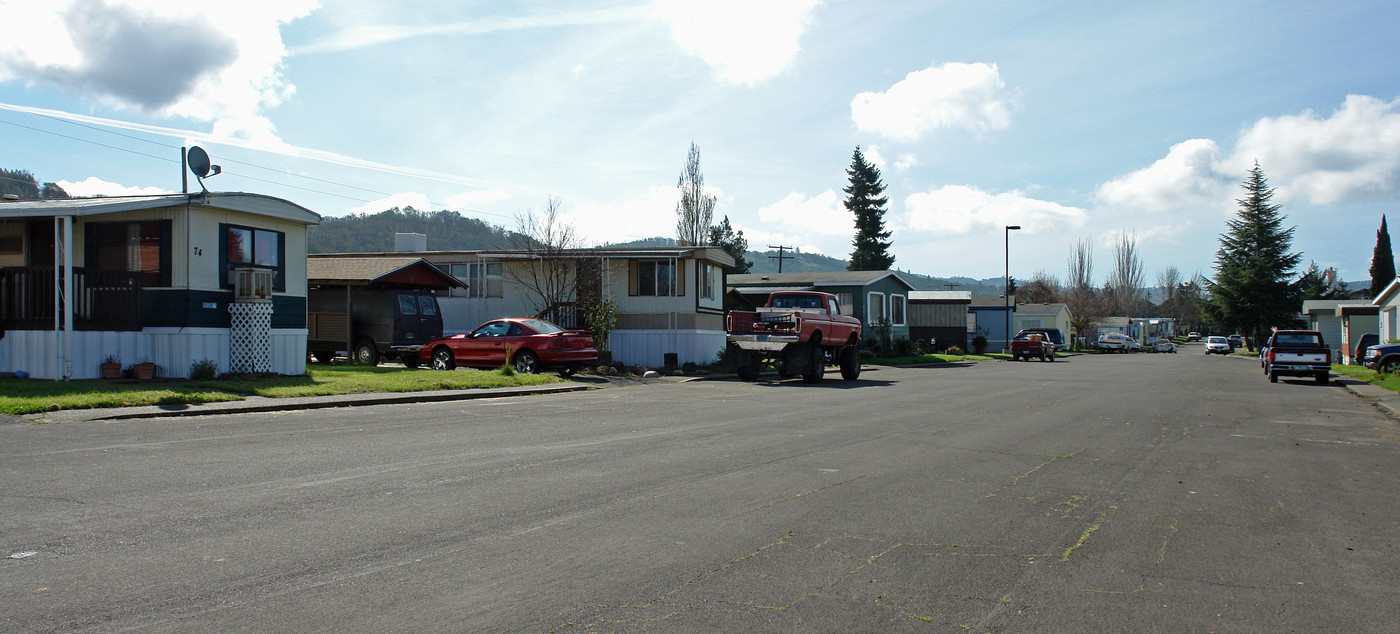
189,358,218,380
946,345,965,356
893,337,917,357
972,335,988,354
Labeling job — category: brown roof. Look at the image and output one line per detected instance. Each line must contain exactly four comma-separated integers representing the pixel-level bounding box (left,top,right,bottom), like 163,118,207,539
307,255,465,289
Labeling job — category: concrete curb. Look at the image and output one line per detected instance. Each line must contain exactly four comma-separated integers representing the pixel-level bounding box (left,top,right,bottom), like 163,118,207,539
1336,377,1400,419
24,383,594,424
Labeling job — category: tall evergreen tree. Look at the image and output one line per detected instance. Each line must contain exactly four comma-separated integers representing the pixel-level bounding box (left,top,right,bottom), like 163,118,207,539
1202,163,1302,349
843,147,894,271
1370,215,1395,298
707,215,752,274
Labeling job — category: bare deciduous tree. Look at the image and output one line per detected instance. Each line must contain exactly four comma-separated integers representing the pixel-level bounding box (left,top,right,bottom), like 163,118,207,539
508,196,583,316
1156,265,1183,306
1064,238,1100,349
675,142,715,246
1018,269,1062,304
1105,231,1145,315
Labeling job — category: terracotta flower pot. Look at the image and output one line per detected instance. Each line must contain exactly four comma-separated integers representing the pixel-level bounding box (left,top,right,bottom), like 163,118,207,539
101,362,122,379
133,363,156,380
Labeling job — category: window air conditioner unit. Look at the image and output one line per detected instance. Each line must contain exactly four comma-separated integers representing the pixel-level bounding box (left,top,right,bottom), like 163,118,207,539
232,268,274,302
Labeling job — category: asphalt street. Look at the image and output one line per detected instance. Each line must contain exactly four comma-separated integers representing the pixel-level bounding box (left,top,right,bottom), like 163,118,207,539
2,346,1397,632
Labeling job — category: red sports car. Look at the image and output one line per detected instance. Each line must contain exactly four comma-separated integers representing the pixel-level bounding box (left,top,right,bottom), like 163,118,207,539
420,318,597,376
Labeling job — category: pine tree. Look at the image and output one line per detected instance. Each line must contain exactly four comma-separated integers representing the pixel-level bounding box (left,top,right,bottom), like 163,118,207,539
843,147,894,271
707,215,752,274
1370,215,1395,298
1202,163,1302,349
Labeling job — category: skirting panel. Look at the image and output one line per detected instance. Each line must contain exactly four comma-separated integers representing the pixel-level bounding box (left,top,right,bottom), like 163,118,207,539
0,328,308,379
609,329,726,367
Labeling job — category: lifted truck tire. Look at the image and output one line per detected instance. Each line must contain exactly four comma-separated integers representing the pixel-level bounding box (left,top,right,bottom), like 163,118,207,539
839,345,861,380
734,349,760,382
1316,373,1329,384
802,344,825,383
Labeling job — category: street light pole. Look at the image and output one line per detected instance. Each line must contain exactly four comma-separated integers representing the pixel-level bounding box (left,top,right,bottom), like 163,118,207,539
1005,225,1021,353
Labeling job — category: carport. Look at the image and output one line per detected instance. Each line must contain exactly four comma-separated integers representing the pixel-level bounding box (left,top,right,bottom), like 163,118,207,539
305,255,465,363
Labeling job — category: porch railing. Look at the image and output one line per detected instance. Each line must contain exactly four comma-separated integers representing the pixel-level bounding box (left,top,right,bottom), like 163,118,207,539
536,302,581,330
0,266,142,331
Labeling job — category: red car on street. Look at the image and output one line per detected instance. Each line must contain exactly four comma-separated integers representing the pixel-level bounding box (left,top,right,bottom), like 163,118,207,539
420,318,597,376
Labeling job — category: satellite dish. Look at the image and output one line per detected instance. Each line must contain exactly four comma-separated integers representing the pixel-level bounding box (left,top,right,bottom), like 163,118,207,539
188,146,212,178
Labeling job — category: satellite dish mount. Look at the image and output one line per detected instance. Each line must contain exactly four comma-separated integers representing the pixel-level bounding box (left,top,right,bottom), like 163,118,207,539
185,146,221,194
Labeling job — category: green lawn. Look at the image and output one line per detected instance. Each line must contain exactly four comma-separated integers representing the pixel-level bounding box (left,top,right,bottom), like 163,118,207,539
1330,364,1400,392
0,366,563,416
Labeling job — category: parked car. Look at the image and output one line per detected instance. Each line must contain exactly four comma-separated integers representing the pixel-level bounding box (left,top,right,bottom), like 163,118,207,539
1227,334,1244,350
727,291,863,382
1186,332,1201,341
307,287,443,367
1094,332,1132,353
1204,336,1231,355
1354,332,1379,364
1033,327,1068,352
421,318,597,376
1364,342,1400,373
1262,330,1331,384
1010,330,1056,361
1152,338,1176,353
1124,338,1144,353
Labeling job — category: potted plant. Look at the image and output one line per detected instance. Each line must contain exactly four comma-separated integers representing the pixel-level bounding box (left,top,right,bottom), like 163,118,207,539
131,358,157,380
100,355,122,379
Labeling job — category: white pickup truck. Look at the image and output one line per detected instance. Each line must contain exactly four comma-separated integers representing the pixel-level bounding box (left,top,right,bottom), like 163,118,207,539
1263,330,1331,384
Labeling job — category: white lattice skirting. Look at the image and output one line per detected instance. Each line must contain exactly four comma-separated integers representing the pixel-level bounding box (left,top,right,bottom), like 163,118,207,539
230,302,274,373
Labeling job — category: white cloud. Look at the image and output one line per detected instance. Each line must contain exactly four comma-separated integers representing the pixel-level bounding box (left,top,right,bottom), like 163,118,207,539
757,190,850,236
349,192,433,215
864,146,887,170
851,62,1018,141
894,153,919,171
567,186,686,244
902,185,1088,235
1095,138,1232,213
447,190,512,209
652,0,820,84
56,177,169,197
1097,95,1400,216
1231,94,1400,204
0,0,316,146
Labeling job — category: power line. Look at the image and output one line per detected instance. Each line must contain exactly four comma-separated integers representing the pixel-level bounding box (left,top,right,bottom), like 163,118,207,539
0,109,520,222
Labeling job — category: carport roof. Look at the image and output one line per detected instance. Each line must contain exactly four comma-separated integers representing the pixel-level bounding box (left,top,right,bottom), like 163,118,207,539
308,255,465,289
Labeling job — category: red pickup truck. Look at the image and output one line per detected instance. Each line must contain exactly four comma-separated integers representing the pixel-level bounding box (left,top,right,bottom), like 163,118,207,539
1010,330,1056,362
726,291,863,383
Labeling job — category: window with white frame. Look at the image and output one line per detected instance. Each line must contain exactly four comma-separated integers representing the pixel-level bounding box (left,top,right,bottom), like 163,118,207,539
469,262,503,298
891,294,906,326
438,262,502,298
700,262,715,299
867,292,886,325
629,260,684,296
836,293,853,316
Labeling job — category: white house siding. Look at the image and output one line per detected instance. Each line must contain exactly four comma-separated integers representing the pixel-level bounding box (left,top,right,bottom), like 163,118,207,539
189,210,310,295
0,328,307,379
1307,313,1345,361
610,329,726,366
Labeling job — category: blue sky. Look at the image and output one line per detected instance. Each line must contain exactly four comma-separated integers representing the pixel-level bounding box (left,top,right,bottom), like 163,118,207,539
2,0,1398,284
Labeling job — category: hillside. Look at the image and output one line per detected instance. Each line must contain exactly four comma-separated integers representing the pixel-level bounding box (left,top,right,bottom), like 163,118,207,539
309,207,514,253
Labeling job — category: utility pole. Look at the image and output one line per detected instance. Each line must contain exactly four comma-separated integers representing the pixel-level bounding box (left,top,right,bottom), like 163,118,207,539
768,245,792,273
